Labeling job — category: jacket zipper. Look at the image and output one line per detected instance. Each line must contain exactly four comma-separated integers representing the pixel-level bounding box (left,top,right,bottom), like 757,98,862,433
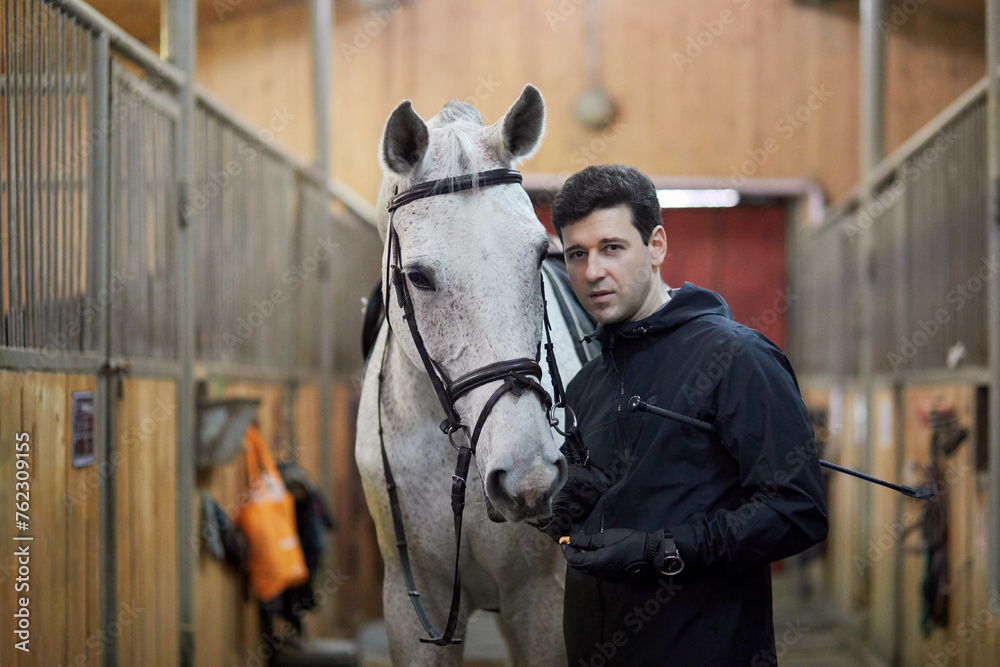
602,332,629,533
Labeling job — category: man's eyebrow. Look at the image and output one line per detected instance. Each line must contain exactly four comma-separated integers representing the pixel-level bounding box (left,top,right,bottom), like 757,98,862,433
564,237,631,254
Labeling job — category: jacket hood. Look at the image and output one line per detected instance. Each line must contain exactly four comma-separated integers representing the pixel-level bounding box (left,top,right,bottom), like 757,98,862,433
593,282,733,344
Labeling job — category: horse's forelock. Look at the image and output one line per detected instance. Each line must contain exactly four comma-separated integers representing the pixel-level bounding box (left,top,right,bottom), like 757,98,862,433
432,100,483,127
417,121,495,182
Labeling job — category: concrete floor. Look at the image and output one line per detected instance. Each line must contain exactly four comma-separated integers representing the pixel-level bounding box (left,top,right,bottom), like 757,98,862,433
355,560,890,666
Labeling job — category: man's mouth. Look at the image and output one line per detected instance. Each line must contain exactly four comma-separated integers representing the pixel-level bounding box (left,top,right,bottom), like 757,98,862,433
590,289,614,303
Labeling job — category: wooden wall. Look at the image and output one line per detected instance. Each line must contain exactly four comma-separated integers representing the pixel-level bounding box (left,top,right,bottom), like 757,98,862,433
193,377,377,662
195,380,285,666
0,371,373,665
0,372,178,667
0,372,100,667
83,0,984,210
115,377,180,666
802,380,1000,666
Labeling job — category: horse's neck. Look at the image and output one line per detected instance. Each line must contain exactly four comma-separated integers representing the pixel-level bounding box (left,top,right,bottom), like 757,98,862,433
380,324,449,441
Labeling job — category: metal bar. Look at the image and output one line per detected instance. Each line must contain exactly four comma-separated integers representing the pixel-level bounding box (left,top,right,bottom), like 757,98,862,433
987,0,1000,609
163,0,197,660
0,0,6,349
585,0,600,85
49,0,184,89
87,28,117,667
194,85,375,228
45,0,54,352
309,0,331,175
18,0,28,348
13,0,24,348
857,0,886,570
0,347,105,372
54,3,65,353
72,17,82,350
861,0,886,173
4,0,15,348
26,0,38,349
869,77,987,189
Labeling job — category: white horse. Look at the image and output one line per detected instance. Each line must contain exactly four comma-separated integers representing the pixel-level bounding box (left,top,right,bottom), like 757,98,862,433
355,85,593,666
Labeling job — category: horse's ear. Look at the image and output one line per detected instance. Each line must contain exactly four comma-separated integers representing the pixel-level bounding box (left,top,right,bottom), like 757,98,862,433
495,84,546,164
380,100,429,176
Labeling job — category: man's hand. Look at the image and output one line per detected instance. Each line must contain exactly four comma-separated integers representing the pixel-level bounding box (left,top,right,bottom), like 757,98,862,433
561,529,665,582
537,463,612,542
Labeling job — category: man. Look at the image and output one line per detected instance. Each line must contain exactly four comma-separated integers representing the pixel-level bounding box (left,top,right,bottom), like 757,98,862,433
547,164,828,665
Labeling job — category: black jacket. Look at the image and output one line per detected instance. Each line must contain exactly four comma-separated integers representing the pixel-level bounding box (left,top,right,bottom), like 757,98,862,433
563,283,828,666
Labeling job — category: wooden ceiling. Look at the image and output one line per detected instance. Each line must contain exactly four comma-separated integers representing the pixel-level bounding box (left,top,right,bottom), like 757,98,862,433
793,0,984,22
88,0,987,51
86,0,306,48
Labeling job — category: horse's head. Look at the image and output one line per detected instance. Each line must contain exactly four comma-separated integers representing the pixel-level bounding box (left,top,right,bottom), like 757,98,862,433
376,85,566,523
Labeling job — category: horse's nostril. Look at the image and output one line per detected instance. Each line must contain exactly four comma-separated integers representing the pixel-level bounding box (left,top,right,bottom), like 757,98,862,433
486,469,515,509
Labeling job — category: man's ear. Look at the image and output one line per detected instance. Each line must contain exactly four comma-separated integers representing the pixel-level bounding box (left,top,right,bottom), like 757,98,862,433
648,225,667,269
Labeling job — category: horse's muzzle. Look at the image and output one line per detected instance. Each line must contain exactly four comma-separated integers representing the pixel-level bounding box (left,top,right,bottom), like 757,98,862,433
483,461,566,524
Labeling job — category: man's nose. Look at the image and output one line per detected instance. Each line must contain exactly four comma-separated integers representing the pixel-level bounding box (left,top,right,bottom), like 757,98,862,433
584,256,605,283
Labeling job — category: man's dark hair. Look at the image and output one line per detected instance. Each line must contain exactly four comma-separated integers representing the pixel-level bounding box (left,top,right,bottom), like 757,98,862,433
551,164,661,244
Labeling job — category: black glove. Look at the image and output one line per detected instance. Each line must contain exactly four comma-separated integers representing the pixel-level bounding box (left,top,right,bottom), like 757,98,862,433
561,528,665,582
537,462,612,542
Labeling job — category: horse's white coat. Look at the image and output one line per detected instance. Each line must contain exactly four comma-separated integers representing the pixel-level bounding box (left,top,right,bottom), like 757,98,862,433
355,86,585,665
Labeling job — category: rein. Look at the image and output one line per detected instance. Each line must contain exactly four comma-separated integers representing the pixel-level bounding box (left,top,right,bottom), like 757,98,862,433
378,167,575,646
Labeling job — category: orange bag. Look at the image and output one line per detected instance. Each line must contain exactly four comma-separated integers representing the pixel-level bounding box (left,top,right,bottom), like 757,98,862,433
236,425,309,601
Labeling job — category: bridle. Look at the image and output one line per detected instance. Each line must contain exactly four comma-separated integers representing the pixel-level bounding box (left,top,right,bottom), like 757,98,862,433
377,167,583,646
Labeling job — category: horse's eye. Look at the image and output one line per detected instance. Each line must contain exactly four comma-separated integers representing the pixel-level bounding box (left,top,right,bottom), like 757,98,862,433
538,244,549,268
407,269,435,291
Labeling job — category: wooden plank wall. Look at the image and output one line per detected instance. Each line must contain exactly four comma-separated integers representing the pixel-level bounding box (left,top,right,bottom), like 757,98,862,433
0,372,100,667
826,387,869,624
115,377,179,666
195,380,285,666
868,386,899,663
802,380,999,665
192,379,373,660
157,0,984,209
897,384,999,667
330,380,383,630
294,384,342,639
